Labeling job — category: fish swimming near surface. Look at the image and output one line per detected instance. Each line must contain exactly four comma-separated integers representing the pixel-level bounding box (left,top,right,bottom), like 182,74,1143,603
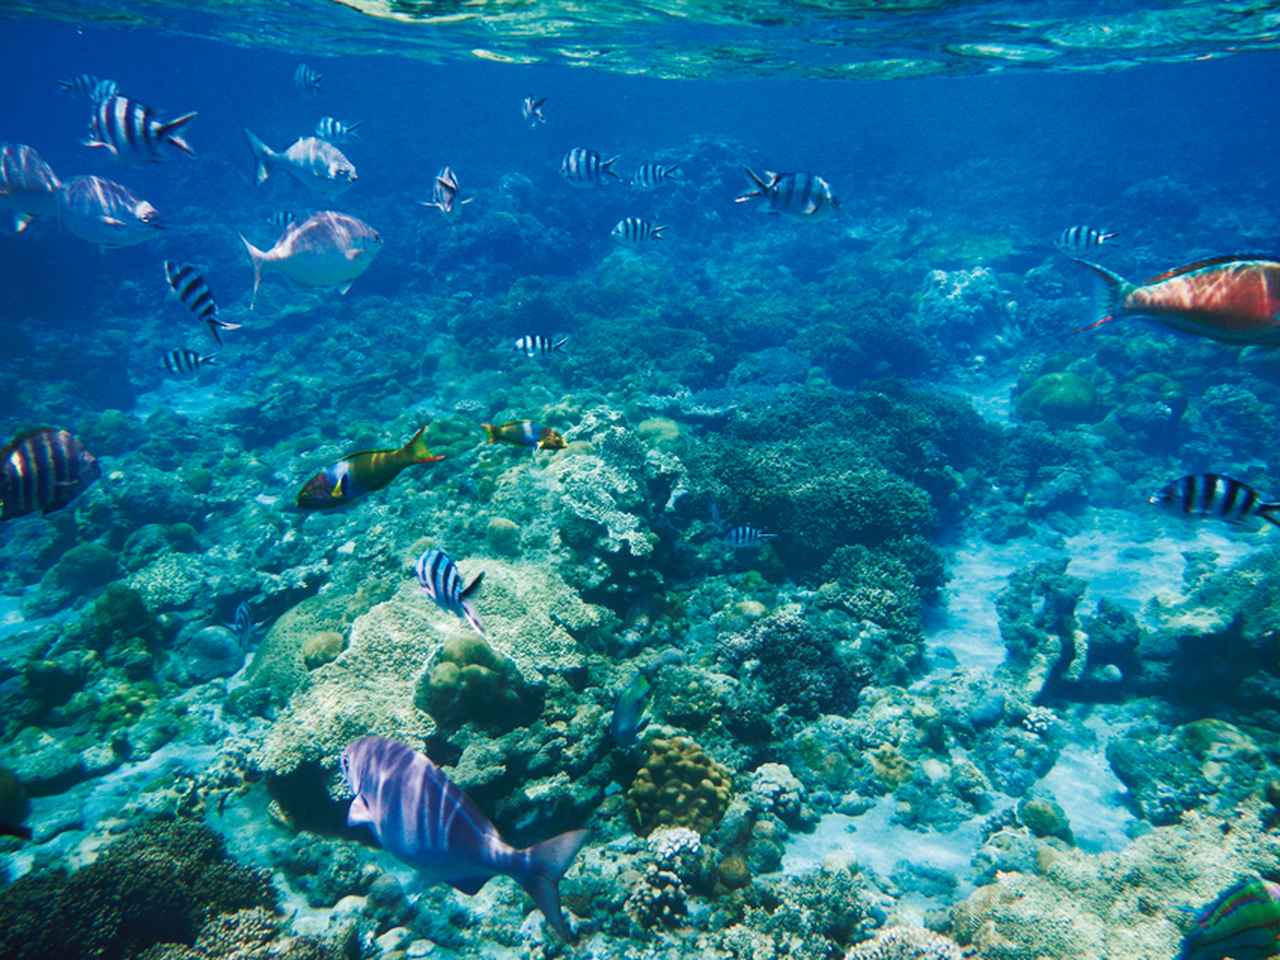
314,116,361,143
514,335,568,357
1149,474,1280,528
560,147,620,187
162,348,217,376
482,420,566,451
0,143,61,233
736,168,839,217
294,62,322,95
56,174,162,247
1056,225,1117,253
59,74,118,103
522,96,546,126
415,547,485,637
223,600,264,650
420,165,472,216
341,735,588,940
1178,876,1280,960
609,672,651,748
1072,255,1280,345
725,524,777,548
631,162,682,190
244,129,357,198
164,261,242,345
0,427,101,521
296,425,443,509
611,217,666,242
85,95,197,161
239,211,382,308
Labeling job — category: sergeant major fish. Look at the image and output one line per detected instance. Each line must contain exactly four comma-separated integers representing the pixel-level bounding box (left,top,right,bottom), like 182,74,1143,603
416,547,485,637
725,525,777,548
611,217,665,242
419,165,472,216
164,261,242,345
1149,474,1280,529
522,96,546,126
514,335,568,357
0,143,61,233
1072,255,1280,345
1178,876,1280,960
56,174,162,247
314,116,361,143
736,168,839,217
342,735,588,941
294,63,322,95
244,129,356,198
1056,225,1117,253
0,427,100,521
59,74,118,103
223,600,265,651
239,211,382,308
296,425,443,509
162,348,217,375
560,147,620,187
631,162,682,190
482,420,566,452
85,95,197,161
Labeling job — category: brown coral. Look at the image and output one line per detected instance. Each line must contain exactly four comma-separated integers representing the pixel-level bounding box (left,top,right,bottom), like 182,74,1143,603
626,736,733,836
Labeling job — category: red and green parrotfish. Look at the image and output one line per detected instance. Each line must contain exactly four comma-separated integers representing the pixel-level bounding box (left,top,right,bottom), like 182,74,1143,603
482,420,566,451
296,425,443,509
1073,255,1280,345
1178,876,1280,960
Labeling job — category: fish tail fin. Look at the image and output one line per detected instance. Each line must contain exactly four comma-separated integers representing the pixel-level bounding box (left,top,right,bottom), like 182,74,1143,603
652,225,668,239
1258,503,1280,528
158,112,198,155
239,233,267,310
736,167,767,203
603,155,621,180
520,829,589,942
1069,257,1133,333
405,424,445,464
347,120,363,140
482,423,498,444
244,128,274,185
553,336,569,353
13,213,31,233
202,353,219,365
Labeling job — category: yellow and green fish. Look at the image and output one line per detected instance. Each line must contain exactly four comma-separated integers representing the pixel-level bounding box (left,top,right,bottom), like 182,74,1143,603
297,425,443,508
482,420,566,452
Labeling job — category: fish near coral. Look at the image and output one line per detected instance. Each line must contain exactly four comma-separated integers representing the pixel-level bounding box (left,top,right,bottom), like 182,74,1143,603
1072,255,1280,345
0,427,100,521
341,735,588,940
1179,876,1280,960
239,211,382,308
416,548,485,637
296,425,443,508
482,420,566,452
610,672,651,748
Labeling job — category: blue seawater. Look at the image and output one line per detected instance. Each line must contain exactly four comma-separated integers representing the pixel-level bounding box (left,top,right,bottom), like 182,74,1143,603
1,4,1280,959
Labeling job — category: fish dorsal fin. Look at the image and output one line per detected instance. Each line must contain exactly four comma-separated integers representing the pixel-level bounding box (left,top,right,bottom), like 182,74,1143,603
461,570,485,599
1144,254,1280,284
348,794,375,827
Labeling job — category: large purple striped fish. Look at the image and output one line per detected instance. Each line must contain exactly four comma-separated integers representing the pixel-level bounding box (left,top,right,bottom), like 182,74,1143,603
0,428,100,521
341,736,588,940
1179,876,1280,960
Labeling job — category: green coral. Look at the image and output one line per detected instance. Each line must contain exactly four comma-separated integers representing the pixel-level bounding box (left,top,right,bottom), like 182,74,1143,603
414,633,544,733
627,736,733,836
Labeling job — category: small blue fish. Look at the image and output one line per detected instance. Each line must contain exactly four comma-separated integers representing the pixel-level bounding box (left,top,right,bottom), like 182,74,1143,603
416,548,485,636
342,736,588,940
223,601,264,651
609,672,651,747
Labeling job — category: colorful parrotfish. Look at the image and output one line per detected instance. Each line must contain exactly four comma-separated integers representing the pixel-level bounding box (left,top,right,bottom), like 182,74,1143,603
296,426,443,508
1178,876,1280,960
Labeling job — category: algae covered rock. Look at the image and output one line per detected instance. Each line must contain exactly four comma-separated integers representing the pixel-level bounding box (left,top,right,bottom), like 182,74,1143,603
1015,370,1101,425
26,542,119,616
302,631,345,670
414,633,544,733
627,736,733,836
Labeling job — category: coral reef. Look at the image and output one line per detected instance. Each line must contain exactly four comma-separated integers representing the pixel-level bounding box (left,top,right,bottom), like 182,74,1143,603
627,736,734,836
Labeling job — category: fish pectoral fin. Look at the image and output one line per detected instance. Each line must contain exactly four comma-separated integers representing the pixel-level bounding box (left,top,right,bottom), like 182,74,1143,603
803,200,819,215
100,215,126,227
347,794,375,827
13,213,32,233
337,282,354,295
447,875,491,896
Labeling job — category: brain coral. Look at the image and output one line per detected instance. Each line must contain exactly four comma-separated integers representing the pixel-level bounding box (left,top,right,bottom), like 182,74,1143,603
414,633,544,733
627,736,734,836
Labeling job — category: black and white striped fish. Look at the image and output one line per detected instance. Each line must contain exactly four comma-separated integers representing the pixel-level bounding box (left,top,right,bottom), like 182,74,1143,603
514,334,568,357
736,168,839,217
611,217,666,242
415,548,485,636
0,428,100,521
164,261,242,345
1149,474,1280,527
59,74,118,103
162,348,217,375
725,525,778,548
267,210,296,230
85,95,197,161
1056,225,1118,253
314,116,361,143
631,162,681,190
294,63,322,95
223,600,264,651
560,147,620,187
419,165,472,216
522,96,546,127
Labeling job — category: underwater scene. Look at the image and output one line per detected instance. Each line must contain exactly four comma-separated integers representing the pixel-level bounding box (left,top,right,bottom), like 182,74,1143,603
3,2,1280,958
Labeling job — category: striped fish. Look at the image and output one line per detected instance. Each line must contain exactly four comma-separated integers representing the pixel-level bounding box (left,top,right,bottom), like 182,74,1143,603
514,335,568,357
294,63,322,95
415,548,485,637
724,525,778,548
267,210,296,230
611,217,666,242
59,74,118,103
1149,474,1280,528
342,736,588,941
419,165,472,216
1178,877,1280,960
736,168,839,217
522,96,547,127
223,600,264,651
164,261,242,345
162,348,217,375
560,147,620,188
0,143,61,233
85,95,197,161
631,162,681,190
1056,225,1117,252
314,116,362,143
0,428,101,521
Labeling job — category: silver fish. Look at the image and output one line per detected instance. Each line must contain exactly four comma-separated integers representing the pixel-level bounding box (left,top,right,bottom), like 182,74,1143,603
342,735,588,941
56,174,162,247
239,210,382,308
0,143,61,233
244,129,356,197
419,165,472,216
736,168,839,217
85,95,197,162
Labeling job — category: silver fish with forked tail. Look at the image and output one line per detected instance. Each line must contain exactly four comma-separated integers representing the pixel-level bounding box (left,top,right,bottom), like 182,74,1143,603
239,211,381,308
341,735,588,940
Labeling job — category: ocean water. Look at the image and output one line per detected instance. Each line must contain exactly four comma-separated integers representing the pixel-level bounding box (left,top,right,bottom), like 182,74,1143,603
3,4,1280,959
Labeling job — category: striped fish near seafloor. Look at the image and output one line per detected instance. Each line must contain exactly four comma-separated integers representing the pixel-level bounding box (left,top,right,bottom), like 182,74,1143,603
0,427,100,521
611,217,666,242
341,736,589,941
1149,473,1280,529
560,147,620,187
736,168,839,217
725,525,777,548
631,162,682,190
164,261,242,345
416,547,485,637
513,334,568,357
85,95,197,162
162,348,217,376
1178,876,1280,960
1056,224,1117,253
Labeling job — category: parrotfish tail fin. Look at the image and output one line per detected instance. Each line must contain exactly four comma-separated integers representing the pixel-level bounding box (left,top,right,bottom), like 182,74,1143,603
1258,503,1280,528
520,829,589,942
461,570,484,599
405,424,446,464
553,336,569,353
602,155,621,180
1069,257,1133,333
482,423,498,444
461,600,485,638
159,112,198,156
652,225,668,239
244,128,274,185
239,233,267,310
